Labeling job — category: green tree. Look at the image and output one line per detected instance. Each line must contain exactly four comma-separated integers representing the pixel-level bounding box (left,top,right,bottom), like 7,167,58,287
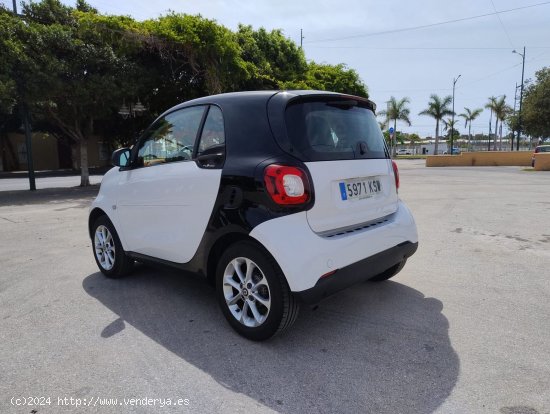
494,97,511,151
383,130,405,146
0,8,18,116
75,0,97,13
522,67,550,139
419,94,453,156
459,107,483,150
236,25,307,89
378,96,411,155
0,9,17,114
281,62,368,97
408,133,421,142
19,0,137,185
1,0,370,178
486,96,509,151
143,13,248,99
485,96,498,151
443,118,460,142
506,112,522,149
74,10,156,144
0,6,45,171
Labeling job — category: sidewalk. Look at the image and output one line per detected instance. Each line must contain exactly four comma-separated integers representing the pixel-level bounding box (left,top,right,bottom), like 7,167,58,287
0,172,105,192
0,167,110,179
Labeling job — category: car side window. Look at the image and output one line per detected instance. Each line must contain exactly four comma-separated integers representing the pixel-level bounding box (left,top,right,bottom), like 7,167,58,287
197,106,225,155
136,106,205,167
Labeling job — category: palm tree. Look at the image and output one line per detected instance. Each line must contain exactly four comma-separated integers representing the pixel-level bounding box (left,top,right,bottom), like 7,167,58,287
493,97,511,151
419,94,453,155
460,107,483,150
485,96,497,151
486,96,508,151
379,96,411,156
443,118,459,135
443,118,459,152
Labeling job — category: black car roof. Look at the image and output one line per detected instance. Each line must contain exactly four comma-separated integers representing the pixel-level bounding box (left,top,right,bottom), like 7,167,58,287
165,90,375,114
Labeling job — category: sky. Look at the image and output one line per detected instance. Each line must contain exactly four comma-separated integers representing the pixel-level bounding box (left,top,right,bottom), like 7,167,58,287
4,0,550,137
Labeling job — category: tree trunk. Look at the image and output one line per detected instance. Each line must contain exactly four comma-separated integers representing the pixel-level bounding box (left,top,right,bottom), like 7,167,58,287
493,118,498,151
434,119,439,155
468,122,472,151
499,123,503,151
80,139,90,187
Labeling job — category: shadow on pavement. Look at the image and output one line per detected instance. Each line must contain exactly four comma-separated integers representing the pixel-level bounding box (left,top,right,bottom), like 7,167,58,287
0,185,99,207
83,266,459,414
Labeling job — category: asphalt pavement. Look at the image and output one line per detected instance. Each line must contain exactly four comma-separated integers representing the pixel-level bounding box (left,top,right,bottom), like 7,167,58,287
0,160,549,413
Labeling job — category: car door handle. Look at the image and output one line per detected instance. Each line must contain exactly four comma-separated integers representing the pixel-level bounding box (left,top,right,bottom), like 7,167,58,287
196,152,224,168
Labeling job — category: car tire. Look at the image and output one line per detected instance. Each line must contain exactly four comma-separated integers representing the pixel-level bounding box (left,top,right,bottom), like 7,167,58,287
216,241,299,341
92,215,134,278
369,259,407,282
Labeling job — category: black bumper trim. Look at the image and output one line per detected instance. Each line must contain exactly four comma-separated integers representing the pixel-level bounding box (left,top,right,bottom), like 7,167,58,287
294,241,418,304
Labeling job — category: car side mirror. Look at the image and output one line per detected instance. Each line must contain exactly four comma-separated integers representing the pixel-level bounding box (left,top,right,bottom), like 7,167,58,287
112,148,131,167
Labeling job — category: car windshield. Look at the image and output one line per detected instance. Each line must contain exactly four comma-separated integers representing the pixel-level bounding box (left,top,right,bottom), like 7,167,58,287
284,98,388,162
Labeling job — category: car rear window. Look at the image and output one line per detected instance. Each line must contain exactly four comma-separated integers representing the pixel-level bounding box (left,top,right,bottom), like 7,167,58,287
284,98,388,162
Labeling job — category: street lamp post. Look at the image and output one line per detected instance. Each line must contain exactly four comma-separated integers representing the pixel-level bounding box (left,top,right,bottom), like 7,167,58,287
117,99,146,119
118,99,147,143
512,47,525,151
451,74,461,155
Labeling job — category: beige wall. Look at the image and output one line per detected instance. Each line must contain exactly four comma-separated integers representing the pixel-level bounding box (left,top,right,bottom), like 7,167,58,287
7,132,59,171
4,133,110,171
534,153,550,171
426,151,532,167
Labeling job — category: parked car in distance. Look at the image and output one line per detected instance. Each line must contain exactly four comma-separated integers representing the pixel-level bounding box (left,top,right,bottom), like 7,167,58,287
396,149,413,155
443,147,461,155
88,90,418,341
532,145,550,167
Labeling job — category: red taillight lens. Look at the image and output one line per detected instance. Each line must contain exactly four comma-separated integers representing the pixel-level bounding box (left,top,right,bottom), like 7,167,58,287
392,160,400,191
264,164,310,205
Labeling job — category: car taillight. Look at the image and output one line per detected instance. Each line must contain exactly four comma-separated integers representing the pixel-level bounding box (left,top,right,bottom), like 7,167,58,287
264,164,310,205
392,160,400,192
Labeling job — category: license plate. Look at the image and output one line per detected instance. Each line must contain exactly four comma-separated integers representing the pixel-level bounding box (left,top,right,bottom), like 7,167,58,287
339,177,382,201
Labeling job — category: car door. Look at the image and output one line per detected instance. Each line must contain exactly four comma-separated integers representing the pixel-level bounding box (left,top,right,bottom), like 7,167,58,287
115,105,225,263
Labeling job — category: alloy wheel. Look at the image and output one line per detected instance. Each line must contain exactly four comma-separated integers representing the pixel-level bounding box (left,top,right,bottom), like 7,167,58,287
222,257,271,327
94,225,116,271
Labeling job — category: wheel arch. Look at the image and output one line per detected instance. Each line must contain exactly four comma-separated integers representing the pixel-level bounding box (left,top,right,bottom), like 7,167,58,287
206,232,275,286
89,207,109,239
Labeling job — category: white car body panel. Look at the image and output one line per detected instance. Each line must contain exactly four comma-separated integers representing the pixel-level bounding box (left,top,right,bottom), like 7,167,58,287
92,162,221,263
305,159,398,234
250,200,417,292
90,167,121,233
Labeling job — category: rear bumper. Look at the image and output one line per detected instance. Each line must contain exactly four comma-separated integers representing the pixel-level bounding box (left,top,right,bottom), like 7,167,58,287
294,241,418,304
249,200,418,293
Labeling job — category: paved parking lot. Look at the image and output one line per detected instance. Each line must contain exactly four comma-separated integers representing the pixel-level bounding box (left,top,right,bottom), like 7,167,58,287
0,161,549,414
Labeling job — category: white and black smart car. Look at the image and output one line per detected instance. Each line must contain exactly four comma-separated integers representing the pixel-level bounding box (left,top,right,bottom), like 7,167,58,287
89,90,418,340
